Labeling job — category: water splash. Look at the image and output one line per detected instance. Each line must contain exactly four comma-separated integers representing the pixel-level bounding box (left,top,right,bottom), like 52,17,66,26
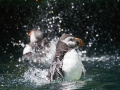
20,37,59,66
22,68,49,86
21,67,86,89
40,37,59,65
18,37,58,86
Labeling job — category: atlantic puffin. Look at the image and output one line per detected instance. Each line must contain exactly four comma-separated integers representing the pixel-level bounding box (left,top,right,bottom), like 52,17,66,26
47,33,85,81
22,28,53,65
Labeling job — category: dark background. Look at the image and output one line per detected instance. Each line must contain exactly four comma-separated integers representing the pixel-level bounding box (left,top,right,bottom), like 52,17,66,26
0,0,120,64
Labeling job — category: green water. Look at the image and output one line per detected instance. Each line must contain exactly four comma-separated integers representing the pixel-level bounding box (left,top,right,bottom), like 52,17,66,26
0,59,120,90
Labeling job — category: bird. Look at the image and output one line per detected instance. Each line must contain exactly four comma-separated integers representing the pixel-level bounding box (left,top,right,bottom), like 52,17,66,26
47,33,85,81
23,29,49,55
22,28,56,66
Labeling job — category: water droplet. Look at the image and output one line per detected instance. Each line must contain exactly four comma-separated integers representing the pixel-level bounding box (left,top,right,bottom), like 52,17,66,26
82,50,87,54
37,5,40,9
10,55,13,58
16,65,19,67
72,6,74,8
87,16,89,18
50,11,54,14
96,34,99,37
52,16,55,20
1,85,4,87
23,25,27,28
58,24,60,27
86,31,88,34
71,2,74,5
94,48,96,50
50,25,53,28
49,21,52,24
59,20,62,23
19,40,21,43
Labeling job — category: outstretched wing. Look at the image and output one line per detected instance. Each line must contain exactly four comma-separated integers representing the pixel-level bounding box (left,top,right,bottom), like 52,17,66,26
47,57,64,81
47,40,69,81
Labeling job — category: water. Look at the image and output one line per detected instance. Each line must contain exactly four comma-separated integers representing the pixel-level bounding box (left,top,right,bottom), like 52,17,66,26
0,56,120,90
0,0,120,90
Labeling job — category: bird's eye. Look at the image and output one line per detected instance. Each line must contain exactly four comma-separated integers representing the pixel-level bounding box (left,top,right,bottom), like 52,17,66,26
70,38,72,41
70,38,75,41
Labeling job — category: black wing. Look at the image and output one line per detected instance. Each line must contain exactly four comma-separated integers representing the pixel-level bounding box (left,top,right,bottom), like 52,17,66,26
47,40,69,81
47,57,64,81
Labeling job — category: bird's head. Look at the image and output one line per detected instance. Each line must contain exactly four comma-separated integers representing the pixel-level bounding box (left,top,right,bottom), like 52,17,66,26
28,30,43,43
60,34,84,48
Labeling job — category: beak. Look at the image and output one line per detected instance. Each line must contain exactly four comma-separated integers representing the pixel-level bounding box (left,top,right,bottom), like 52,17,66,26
28,30,34,36
75,38,84,46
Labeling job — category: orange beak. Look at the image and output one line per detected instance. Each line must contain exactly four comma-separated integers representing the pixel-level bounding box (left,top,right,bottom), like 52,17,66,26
28,30,34,36
75,38,84,46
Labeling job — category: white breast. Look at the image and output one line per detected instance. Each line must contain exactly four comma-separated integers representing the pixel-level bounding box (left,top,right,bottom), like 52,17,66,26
30,31,37,43
23,44,32,55
62,49,82,80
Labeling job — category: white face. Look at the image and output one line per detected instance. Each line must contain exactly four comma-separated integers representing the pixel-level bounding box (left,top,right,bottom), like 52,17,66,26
61,37,77,48
30,31,37,43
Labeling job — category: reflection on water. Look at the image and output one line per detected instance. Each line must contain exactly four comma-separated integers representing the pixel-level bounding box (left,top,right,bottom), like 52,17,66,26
0,0,120,90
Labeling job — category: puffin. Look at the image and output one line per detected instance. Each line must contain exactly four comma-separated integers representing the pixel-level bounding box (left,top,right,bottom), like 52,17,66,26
22,28,52,65
47,33,85,81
